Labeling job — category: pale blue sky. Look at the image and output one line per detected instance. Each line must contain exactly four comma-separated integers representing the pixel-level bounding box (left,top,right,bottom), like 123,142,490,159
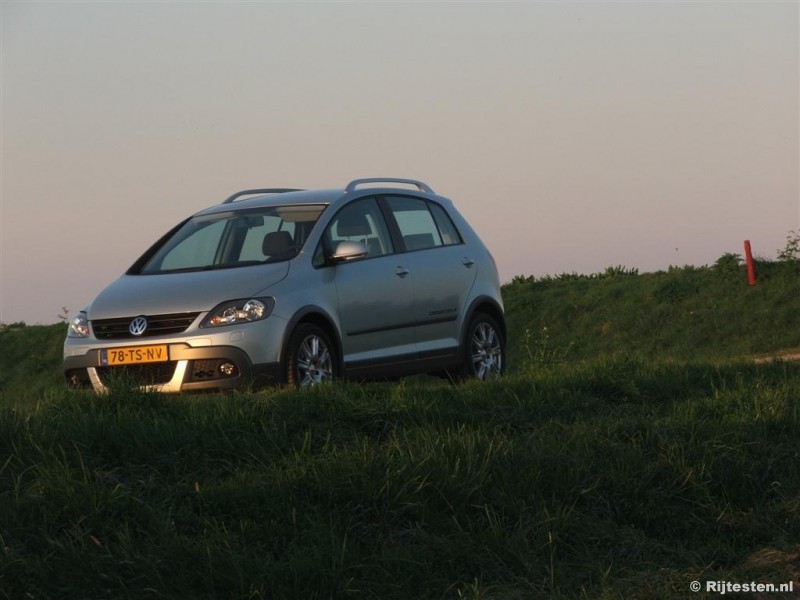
2,1,798,324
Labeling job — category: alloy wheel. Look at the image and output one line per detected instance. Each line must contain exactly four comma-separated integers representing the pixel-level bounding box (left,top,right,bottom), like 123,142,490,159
296,334,333,387
470,321,503,380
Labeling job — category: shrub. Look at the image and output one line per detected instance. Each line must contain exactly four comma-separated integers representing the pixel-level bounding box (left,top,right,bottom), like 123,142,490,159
713,252,742,276
777,230,800,261
603,265,639,278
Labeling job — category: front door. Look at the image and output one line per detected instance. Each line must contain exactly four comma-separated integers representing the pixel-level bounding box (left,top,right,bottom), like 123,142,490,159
323,198,416,365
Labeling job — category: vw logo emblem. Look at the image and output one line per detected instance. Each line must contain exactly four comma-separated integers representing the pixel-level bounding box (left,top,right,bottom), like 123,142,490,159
129,316,148,336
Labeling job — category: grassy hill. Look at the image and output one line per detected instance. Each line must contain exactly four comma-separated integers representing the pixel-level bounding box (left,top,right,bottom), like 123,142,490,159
503,256,800,367
0,258,798,599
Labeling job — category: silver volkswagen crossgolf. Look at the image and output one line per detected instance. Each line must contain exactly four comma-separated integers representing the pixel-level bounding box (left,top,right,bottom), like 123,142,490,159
63,178,506,392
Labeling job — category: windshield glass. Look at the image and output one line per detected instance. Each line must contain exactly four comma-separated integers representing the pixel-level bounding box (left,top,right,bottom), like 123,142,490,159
135,205,326,274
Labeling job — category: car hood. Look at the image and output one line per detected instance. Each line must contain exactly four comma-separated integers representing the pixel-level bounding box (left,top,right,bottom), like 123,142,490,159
87,263,290,320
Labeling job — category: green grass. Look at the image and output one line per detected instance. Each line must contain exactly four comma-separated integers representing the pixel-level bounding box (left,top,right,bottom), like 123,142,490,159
1,259,799,598
0,323,65,403
503,258,800,366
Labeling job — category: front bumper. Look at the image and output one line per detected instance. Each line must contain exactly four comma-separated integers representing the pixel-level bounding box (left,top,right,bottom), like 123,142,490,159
63,343,281,393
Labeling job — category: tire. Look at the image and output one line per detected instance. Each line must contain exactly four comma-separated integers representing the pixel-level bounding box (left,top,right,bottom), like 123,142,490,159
453,313,505,382
284,324,338,387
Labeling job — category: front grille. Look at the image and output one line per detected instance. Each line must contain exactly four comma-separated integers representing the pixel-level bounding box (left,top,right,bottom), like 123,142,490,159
92,313,200,340
96,362,178,387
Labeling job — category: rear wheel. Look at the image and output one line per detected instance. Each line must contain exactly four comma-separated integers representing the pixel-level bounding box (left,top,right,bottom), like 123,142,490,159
454,313,505,381
284,324,337,387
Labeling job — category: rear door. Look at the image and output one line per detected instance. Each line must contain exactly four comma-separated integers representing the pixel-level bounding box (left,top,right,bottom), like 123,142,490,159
383,196,477,355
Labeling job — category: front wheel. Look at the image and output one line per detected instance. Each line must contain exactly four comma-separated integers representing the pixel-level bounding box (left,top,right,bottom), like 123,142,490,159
284,324,337,387
453,313,505,382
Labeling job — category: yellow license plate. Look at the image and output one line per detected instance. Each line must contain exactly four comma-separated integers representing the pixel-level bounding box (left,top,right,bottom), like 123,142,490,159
100,345,169,366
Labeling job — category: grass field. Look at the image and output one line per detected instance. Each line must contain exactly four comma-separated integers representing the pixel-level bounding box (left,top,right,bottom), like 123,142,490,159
1,258,798,599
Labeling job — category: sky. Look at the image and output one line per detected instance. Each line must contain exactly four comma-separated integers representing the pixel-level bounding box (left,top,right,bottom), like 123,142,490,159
1,1,798,325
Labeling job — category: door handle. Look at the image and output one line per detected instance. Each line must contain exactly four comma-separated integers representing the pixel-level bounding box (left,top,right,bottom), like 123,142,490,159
395,266,410,278
462,257,475,268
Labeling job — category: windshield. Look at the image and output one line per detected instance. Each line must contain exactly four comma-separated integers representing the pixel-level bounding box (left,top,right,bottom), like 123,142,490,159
134,205,326,274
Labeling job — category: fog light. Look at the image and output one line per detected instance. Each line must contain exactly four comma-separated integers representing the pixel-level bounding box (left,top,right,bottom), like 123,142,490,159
219,362,236,376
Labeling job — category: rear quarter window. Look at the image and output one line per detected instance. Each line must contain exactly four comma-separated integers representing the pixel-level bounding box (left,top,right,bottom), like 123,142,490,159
428,202,463,246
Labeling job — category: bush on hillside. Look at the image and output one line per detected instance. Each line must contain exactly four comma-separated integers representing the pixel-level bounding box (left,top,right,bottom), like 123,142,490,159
777,230,800,261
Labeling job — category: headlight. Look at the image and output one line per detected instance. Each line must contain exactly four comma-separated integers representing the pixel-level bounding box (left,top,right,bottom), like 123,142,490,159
199,298,275,328
68,312,90,338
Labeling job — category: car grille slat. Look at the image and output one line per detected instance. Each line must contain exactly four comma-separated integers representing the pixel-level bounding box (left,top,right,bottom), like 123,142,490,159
96,363,178,387
92,312,200,340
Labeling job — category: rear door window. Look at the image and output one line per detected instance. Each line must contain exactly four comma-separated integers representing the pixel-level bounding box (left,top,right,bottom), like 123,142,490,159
385,197,443,251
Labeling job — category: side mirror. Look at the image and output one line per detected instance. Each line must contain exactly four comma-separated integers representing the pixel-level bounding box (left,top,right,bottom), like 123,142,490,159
330,241,368,263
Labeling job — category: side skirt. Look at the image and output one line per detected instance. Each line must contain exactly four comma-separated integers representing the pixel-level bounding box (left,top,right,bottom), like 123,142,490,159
344,348,460,380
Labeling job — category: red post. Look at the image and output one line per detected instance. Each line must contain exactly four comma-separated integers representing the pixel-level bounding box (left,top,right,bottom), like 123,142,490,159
744,240,756,286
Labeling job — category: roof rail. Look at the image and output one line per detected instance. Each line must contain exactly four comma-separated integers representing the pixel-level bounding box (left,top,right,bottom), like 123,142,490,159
345,178,434,194
223,188,303,205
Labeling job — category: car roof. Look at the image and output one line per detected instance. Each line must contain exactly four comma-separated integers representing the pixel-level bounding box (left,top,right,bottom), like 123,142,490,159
194,179,444,217
195,189,345,216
